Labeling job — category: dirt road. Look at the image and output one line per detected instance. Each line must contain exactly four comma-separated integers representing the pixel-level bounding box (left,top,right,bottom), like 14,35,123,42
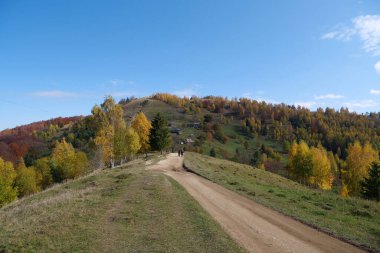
149,153,364,253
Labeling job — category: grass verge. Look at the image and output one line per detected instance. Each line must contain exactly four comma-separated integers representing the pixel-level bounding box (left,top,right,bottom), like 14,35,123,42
184,152,380,252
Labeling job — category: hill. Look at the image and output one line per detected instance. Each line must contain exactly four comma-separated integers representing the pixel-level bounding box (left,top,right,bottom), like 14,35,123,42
1,94,379,252
0,117,82,164
0,155,242,252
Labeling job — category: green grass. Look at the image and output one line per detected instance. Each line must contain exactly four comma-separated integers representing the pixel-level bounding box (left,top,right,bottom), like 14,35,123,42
123,98,196,124
184,152,380,252
0,157,243,253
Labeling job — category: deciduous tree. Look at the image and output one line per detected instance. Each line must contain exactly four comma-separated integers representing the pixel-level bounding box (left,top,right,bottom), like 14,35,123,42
131,112,152,156
288,140,313,184
34,157,53,189
93,96,125,167
14,159,39,197
345,141,378,195
309,145,333,190
50,140,88,182
0,158,17,207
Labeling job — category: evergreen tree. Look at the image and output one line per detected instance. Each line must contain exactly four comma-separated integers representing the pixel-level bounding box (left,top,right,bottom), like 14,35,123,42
149,113,172,154
361,161,380,201
210,148,216,157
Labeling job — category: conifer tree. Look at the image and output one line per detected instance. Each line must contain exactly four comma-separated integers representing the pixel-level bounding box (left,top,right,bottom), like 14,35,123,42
361,161,380,201
149,113,172,154
210,147,216,157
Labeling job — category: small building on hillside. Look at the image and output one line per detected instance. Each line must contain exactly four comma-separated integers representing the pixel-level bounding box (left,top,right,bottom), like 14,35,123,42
170,128,181,135
187,122,201,129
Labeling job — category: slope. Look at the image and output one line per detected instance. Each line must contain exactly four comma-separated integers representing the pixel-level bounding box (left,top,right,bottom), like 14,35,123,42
0,156,242,253
184,152,380,252
122,97,287,172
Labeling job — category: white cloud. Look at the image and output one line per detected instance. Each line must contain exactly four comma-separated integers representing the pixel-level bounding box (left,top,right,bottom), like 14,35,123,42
321,27,356,41
354,15,380,55
375,61,380,74
370,89,380,95
344,99,378,109
108,79,125,87
314,93,345,100
31,90,77,98
322,15,380,56
294,101,316,108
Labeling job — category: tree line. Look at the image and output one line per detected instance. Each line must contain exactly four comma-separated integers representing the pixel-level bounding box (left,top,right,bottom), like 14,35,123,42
0,139,88,207
154,93,380,201
0,96,172,207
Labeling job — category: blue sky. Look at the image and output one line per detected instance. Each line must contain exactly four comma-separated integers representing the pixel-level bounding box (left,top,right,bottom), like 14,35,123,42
1,0,380,130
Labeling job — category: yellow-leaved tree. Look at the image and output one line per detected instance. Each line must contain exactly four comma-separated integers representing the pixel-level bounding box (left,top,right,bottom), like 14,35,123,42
114,127,141,164
131,112,152,156
0,157,17,207
93,96,125,168
14,158,39,197
125,127,141,158
345,141,378,195
50,139,88,182
288,140,313,184
309,145,334,190
95,124,115,167
34,157,53,189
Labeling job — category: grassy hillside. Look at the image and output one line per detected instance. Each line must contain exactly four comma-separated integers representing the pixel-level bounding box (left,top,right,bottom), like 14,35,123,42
124,98,286,169
184,152,380,252
0,156,243,253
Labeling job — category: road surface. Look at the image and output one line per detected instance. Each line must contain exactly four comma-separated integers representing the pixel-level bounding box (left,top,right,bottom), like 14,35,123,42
148,153,364,253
